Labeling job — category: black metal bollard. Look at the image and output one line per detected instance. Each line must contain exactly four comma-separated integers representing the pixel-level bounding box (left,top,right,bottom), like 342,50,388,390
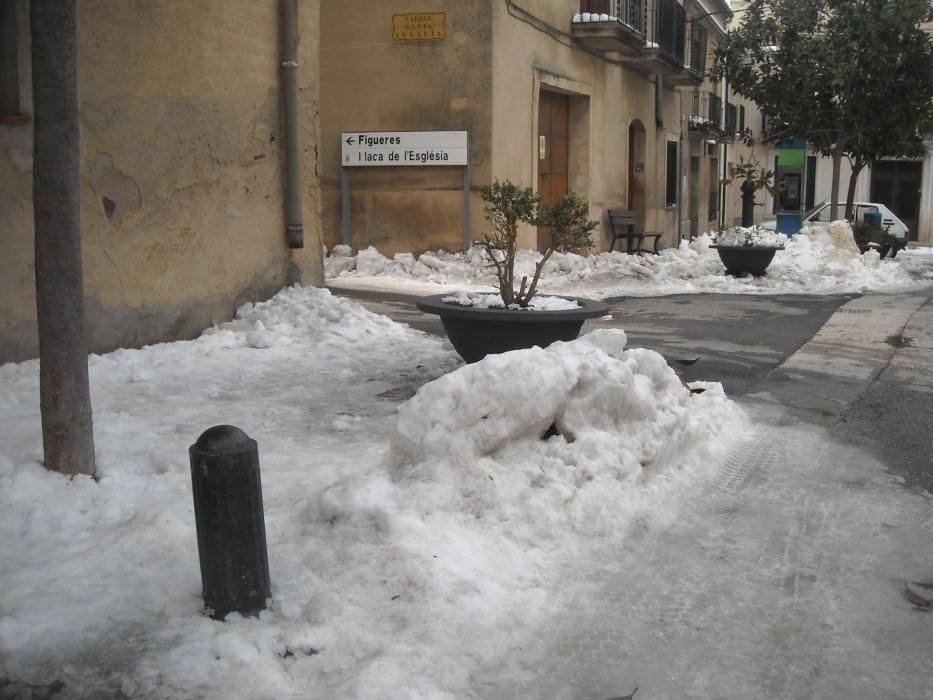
189,425,271,620
741,179,756,227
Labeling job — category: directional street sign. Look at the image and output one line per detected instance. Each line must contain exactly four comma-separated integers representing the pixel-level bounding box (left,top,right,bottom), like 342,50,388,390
341,131,468,167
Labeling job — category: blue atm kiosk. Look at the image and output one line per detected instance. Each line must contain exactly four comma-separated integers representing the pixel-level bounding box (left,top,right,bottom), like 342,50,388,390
774,138,807,235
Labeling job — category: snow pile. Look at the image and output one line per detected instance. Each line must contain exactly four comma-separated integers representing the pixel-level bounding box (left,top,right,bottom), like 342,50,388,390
714,225,787,248
803,219,862,255
326,227,927,297
390,330,739,536
902,246,933,256
0,289,742,698
572,12,615,22
440,291,580,310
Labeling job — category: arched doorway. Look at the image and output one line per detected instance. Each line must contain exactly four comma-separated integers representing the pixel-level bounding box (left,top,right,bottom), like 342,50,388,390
628,120,647,224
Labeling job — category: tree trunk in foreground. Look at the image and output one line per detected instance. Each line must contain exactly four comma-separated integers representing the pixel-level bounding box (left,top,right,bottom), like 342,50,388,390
845,159,867,222
829,147,843,222
31,0,96,476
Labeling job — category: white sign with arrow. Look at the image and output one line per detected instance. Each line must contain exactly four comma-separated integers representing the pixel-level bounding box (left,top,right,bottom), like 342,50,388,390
341,130,468,167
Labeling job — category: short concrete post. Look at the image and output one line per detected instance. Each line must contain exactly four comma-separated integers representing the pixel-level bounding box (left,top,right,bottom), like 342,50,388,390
189,425,271,620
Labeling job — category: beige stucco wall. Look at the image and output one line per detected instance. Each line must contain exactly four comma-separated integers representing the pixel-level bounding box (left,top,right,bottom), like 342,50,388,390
492,0,685,252
319,0,493,256
320,0,702,256
0,0,323,364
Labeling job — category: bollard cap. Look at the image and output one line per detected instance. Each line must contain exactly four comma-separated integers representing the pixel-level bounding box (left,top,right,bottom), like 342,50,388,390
191,425,256,456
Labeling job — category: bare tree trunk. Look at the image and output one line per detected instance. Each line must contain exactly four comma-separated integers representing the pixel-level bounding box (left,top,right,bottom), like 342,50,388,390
829,147,843,221
31,0,96,476
845,159,866,221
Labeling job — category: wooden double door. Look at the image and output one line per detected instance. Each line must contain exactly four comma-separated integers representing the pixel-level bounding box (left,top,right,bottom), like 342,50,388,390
537,90,569,252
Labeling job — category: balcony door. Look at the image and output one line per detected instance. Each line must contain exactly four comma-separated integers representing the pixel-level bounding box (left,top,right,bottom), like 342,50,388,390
537,89,569,252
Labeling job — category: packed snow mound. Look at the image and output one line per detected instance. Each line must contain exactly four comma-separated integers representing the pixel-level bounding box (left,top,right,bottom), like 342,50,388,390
805,219,862,255
326,226,928,297
387,330,740,534
202,284,418,350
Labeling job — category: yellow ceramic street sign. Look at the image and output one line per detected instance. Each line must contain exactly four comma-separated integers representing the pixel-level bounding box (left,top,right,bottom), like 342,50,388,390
392,12,446,42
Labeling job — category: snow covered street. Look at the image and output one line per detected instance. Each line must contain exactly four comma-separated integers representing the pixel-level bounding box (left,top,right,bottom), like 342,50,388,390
476,411,933,699
3,271,933,698
484,279,933,700
325,233,933,300
1,287,740,699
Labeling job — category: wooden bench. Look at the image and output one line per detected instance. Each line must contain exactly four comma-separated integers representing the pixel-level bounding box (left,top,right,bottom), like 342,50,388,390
607,208,662,255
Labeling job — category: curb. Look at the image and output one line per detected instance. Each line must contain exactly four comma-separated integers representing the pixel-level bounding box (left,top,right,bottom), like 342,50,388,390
743,288,933,423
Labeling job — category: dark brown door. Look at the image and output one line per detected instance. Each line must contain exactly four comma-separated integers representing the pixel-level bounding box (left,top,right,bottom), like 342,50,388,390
689,156,700,236
870,160,922,241
537,90,569,251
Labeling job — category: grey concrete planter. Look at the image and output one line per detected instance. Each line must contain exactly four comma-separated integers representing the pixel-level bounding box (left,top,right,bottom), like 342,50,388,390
416,294,610,363
711,245,784,277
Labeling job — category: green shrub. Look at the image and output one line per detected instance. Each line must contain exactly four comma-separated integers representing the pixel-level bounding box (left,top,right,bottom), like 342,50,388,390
479,181,596,307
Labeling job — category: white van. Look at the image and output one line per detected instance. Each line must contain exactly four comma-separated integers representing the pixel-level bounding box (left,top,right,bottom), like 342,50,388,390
761,201,910,240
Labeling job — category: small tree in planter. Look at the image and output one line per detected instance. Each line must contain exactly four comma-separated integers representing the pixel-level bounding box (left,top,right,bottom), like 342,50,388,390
416,180,606,363
721,155,777,198
479,181,598,307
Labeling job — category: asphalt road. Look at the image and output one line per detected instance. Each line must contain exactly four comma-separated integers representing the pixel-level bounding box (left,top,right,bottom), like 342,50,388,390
332,288,856,397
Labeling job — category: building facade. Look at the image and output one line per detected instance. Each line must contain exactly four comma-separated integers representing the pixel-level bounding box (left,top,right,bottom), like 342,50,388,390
0,0,324,364
784,148,933,244
321,0,736,256
725,1,932,243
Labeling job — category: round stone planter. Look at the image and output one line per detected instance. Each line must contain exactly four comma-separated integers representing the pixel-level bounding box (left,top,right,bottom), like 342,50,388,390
710,244,784,277
415,294,610,364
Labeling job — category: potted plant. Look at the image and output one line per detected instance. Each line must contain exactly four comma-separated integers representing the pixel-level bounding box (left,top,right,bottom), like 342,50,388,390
721,155,778,202
416,180,609,363
711,157,786,276
710,225,787,276
852,221,903,259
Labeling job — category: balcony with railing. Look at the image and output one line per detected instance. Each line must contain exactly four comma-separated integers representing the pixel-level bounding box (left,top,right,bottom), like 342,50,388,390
571,0,647,54
687,90,738,142
688,90,721,132
687,19,707,77
571,0,706,85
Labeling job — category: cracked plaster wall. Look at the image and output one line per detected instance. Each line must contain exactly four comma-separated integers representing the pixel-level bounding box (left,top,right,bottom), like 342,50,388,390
0,0,323,364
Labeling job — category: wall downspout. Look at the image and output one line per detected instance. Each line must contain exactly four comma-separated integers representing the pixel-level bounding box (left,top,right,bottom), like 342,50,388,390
281,0,303,249
719,76,728,232
655,74,664,129
678,89,684,241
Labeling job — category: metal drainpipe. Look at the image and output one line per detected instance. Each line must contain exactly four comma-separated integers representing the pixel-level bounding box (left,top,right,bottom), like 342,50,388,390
281,0,303,248
719,76,728,232
655,74,664,129
678,89,684,241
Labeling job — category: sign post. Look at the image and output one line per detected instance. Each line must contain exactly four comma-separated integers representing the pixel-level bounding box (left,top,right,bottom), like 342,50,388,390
340,130,471,250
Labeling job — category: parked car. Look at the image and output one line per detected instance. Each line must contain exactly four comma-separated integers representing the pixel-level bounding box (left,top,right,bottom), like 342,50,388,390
760,201,910,240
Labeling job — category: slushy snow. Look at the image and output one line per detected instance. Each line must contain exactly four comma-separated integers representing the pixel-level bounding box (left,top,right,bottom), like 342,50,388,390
0,287,743,699
326,225,930,299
